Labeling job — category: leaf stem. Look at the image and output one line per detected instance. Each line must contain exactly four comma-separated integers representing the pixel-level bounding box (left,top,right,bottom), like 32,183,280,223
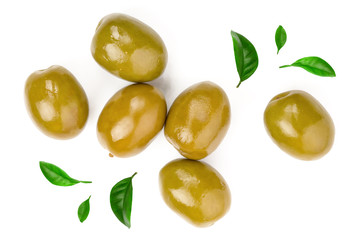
80,181,92,184
236,81,241,88
279,65,291,68
131,172,137,179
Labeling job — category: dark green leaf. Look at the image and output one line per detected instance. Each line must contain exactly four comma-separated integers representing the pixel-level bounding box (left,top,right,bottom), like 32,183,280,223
231,30,259,87
110,172,137,228
275,25,287,54
280,56,336,77
39,161,92,186
78,195,91,223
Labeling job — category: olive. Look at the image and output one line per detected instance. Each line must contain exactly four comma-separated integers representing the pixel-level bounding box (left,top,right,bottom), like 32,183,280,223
159,159,231,227
91,13,167,82
264,90,335,160
164,81,231,160
97,83,167,157
24,65,89,139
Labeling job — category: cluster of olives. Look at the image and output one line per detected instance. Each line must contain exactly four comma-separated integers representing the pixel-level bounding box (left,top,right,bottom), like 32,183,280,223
24,13,335,228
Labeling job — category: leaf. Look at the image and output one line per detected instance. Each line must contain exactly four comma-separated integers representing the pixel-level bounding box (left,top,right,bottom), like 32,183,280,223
275,25,287,54
279,56,336,77
78,195,91,223
231,30,259,87
110,172,137,228
39,161,92,186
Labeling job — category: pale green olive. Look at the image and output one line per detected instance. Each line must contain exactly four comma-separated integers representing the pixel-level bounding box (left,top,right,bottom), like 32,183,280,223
264,90,335,160
97,83,167,157
159,159,231,227
24,65,89,139
91,13,167,82
164,81,231,160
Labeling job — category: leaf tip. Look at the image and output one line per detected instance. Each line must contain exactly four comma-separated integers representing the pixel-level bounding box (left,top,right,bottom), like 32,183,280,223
230,30,238,39
330,68,336,77
39,161,46,169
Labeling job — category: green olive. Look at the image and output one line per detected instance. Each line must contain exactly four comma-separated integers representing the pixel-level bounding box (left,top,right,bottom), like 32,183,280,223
91,13,167,82
164,81,231,160
264,90,335,160
159,159,231,227
24,65,89,139
97,83,167,157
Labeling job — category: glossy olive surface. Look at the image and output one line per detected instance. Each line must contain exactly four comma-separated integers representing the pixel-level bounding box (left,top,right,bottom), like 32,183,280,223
164,81,231,160
159,159,231,227
91,13,167,82
97,84,167,157
25,65,89,139
264,90,335,160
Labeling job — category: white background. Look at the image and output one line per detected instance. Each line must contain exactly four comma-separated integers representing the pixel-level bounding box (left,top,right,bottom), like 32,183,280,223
0,0,359,239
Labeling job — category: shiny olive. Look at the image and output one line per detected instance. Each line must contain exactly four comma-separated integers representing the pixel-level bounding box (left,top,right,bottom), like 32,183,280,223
97,83,167,157
159,159,231,227
264,90,335,160
91,13,167,82
164,81,231,160
24,65,89,139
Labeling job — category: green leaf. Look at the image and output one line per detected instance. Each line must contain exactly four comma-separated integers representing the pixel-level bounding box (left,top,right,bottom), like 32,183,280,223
39,161,92,186
78,196,91,223
231,30,259,87
280,56,336,77
110,172,137,228
275,25,287,54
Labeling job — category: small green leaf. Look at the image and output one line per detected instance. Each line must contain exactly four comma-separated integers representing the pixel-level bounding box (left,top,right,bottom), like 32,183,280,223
78,195,91,223
231,30,259,87
39,161,92,186
275,25,287,54
280,56,336,77
110,172,137,228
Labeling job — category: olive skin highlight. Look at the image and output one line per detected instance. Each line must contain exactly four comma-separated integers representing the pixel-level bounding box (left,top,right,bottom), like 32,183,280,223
264,90,335,160
97,83,167,157
91,13,167,82
25,65,89,139
164,81,231,160
159,159,231,227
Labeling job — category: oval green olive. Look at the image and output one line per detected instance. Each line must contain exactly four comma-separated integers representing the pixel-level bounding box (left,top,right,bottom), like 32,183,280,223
159,159,231,227
264,90,335,160
97,83,167,157
24,65,89,139
91,13,167,82
164,81,231,160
